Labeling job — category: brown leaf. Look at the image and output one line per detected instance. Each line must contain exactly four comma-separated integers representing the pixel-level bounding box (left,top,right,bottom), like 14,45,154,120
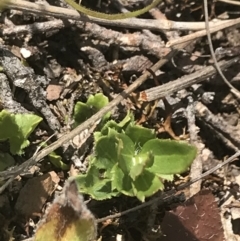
35,179,97,241
46,84,62,101
15,172,60,217
161,190,224,241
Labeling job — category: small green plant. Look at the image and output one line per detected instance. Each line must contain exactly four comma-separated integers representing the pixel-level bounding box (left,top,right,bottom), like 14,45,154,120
75,112,197,202
43,93,110,171
73,93,110,127
0,110,42,155
48,151,70,170
0,110,42,171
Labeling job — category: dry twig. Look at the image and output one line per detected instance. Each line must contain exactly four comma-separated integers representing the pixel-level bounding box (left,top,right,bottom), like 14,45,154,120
217,0,240,5
139,56,240,102
5,0,239,31
1,19,74,36
186,97,203,197
195,102,240,149
166,17,240,47
203,0,240,99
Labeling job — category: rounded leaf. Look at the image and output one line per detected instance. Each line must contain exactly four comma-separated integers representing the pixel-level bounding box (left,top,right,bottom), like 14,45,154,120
130,152,154,180
125,124,156,147
73,102,93,125
141,139,197,174
111,164,134,197
95,135,119,168
132,170,164,202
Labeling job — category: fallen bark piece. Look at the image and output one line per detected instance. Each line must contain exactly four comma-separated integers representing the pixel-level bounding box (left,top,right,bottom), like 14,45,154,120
15,172,60,217
46,84,62,101
161,190,224,241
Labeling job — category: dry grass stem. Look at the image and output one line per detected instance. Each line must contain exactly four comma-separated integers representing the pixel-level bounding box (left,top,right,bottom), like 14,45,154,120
6,0,239,31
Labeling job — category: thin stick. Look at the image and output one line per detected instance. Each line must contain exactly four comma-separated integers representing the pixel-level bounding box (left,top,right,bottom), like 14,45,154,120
186,97,203,197
139,56,240,102
217,0,240,5
203,0,240,99
166,17,240,47
5,0,239,32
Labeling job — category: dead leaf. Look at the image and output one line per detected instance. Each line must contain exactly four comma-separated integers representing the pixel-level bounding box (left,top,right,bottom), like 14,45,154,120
15,172,60,217
161,190,224,241
46,84,62,101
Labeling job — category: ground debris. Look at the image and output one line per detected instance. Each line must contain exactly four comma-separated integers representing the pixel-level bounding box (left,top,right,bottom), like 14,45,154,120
0,46,60,130
15,172,60,217
161,190,224,241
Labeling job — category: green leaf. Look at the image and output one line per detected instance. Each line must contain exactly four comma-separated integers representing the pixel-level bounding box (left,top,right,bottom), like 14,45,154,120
90,157,113,175
157,174,174,181
94,135,119,170
73,93,110,126
14,113,42,140
15,113,42,151
92,180,119,200
77,176,116,200
93,131,102,142
141,139,197,174
98,120,121,137
129,152,154,180
0,152,15,171
115,133,135,174
116,111,134,128
86,93,109,111
73,102,93,124
48,152,70,170
79,166,101,188
0,110,22,154
111,164,134,197
95,130,135,173
132,170,164,202
99,111,134,137
75,167,118,200
125,124,156,147
0,110,42,154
